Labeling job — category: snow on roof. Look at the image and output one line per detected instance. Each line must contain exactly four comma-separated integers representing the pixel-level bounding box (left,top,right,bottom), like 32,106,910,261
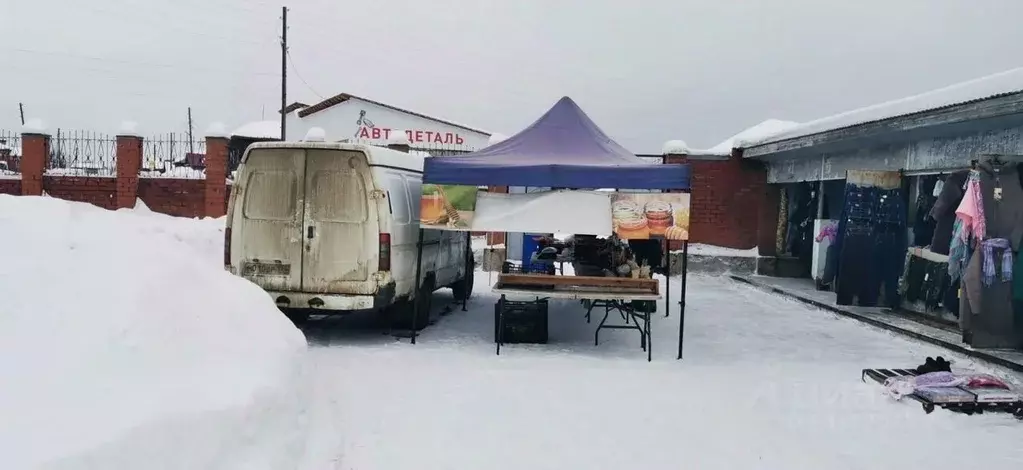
706,119,801,154
231,120,281,139
743,67,1023,147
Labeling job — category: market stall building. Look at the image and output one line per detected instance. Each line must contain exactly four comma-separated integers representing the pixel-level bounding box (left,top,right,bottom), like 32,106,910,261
734,67,1023,351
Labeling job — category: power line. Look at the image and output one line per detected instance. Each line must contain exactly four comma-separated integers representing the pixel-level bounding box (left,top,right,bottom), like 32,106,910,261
287,50,323,99
2,47,280,77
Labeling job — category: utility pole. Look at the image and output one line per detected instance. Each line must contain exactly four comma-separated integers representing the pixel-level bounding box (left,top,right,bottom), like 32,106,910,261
187,107,195,154
19,103,25,125
280,6,288,141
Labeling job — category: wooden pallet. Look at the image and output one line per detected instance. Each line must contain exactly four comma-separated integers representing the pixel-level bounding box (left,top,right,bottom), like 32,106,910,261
861,368,1023,418
496,273,659,295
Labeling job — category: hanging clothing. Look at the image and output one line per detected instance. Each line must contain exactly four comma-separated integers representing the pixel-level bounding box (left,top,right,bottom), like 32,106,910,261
835,183,907,307
948,170,985,282
960,161,1023,349
913,176,938,247
929,171,970,255
980,238,1013,287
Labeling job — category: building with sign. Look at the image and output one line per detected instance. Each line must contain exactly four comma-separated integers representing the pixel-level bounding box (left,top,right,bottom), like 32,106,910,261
284,93,491,154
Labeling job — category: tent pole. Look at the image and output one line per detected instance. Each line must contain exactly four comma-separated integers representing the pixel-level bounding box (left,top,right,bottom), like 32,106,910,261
664,238,670,318
677,240,689,360
463,231,471,311
411,228,425,345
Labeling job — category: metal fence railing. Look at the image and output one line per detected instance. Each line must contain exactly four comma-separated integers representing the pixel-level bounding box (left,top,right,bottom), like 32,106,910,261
0,129,207,178
0,130,20,174
49,129,117,176
1,130,475,177
142,133,206,178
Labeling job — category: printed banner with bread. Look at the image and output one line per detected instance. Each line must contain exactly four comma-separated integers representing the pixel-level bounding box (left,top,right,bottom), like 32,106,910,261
610,192,690,240
419,184,479,231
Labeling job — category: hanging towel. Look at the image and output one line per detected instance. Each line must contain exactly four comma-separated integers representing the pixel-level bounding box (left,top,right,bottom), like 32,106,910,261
981,238,1013,287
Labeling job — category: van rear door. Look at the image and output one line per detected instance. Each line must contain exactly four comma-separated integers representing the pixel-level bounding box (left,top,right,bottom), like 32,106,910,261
301,149,380,295
234,148,305,292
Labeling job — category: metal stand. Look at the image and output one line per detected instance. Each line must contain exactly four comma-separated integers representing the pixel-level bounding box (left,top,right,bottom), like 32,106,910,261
677,240,689,360
664,238,671,318
589,299,652,362
496,295,506,355
410,228,425,345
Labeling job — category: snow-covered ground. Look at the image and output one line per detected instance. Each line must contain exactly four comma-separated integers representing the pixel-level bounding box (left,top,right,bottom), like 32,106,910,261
299,274,1023,469
0,195,308,469
4,199,1023,469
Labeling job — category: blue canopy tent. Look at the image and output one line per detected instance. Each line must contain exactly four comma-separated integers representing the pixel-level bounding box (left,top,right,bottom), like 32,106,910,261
411,96,691,361
423,96,691,190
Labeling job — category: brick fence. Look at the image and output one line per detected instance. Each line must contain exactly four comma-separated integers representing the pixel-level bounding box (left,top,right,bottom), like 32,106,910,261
1,131,229,218
2,131,773,250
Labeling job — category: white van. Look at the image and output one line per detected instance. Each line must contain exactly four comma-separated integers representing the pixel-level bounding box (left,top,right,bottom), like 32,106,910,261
225,141,474,327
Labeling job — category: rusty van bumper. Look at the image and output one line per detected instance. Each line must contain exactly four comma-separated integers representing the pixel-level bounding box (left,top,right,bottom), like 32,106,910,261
268,282,396,312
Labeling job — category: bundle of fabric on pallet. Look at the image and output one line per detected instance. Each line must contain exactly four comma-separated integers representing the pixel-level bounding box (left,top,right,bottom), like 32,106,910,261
883,356,1019,403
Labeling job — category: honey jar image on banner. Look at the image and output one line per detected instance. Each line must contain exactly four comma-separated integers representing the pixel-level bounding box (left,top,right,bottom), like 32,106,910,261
610,192,690,240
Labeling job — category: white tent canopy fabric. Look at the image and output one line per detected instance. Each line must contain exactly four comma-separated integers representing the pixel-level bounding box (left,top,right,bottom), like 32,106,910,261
472,190,613,236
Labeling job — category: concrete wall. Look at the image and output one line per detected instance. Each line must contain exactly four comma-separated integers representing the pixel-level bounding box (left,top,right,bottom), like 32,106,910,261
763,123,1023,183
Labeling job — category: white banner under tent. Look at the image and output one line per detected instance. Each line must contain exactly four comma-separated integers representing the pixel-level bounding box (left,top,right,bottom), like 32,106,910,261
472,190,614,237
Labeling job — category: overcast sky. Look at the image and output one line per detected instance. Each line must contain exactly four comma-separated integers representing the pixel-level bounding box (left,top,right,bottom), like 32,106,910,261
3,0,1023,153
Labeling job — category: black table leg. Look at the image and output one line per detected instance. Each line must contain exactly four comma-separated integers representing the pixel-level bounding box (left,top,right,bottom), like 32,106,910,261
496,294,506,356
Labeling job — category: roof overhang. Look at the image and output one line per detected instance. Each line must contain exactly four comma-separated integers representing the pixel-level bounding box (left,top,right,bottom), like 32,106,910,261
743,92,1023,159
296,92,491,136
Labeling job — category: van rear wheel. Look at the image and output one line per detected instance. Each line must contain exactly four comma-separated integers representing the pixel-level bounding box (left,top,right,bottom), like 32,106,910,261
391,277,434,331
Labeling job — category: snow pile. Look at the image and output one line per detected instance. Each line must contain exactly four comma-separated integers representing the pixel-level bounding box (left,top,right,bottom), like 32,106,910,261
674,243,760,257
744,66,1023,146
22,118,46,133
206,121,228,138
231,120,281,139
119,120,140,136
661,139,690,155
0,195,308,469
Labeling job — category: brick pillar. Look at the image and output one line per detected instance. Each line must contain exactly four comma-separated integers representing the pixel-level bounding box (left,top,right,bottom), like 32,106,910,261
486,185,509,245
115,134,143,209
204,135,229,217
757,183,780,257
20,133,50,196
